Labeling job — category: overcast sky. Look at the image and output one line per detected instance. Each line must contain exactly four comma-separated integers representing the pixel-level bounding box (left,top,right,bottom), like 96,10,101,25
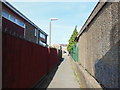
10,1,98,45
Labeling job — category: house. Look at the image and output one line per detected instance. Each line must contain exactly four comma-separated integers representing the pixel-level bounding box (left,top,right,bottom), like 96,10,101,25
59,44,68,56
1,1,48,46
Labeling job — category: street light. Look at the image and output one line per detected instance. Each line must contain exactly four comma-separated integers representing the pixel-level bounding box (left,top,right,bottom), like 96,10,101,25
49,18,58,47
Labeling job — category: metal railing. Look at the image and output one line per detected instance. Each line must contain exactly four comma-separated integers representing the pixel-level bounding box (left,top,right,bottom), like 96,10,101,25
70,43,78,62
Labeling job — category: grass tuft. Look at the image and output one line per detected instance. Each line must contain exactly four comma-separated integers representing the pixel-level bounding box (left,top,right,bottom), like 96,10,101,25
70,60,82,88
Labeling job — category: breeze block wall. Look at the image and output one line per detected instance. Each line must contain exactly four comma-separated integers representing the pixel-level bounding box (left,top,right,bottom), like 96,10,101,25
2,33,60,88
78,2,120,88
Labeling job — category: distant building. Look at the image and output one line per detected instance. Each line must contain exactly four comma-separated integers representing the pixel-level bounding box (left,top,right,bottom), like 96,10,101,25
1,1,48,46
60,44,68,54
52,44,61,49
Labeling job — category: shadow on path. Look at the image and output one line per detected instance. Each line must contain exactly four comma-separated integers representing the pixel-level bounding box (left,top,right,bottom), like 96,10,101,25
33,58,64,88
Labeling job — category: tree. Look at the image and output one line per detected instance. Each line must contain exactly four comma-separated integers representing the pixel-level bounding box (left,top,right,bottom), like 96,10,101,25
67,26,78,53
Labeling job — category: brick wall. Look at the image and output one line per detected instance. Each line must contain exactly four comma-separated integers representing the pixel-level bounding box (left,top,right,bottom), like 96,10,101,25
24,22,37,44
78,2,120,88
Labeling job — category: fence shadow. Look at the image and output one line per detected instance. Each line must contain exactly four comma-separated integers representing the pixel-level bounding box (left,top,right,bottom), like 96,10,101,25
94,41,119,88
33,58,64,88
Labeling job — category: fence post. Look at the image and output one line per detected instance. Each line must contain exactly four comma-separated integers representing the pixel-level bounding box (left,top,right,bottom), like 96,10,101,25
0,1,2,89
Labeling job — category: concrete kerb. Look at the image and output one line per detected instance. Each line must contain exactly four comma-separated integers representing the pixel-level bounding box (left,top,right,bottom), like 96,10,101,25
70,60,81,88
70,56,102,89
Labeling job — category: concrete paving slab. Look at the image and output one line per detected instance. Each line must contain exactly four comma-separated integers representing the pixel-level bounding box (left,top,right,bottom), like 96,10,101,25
48,55,80,88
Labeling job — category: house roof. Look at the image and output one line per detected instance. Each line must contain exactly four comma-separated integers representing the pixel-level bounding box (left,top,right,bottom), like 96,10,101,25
2,0,48,36
76,0,107,41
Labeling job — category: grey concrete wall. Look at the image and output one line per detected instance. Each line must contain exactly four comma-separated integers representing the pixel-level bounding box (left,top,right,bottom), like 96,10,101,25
118,1,120,88
0,1,2,89
71,57,102,88
78,2,120,88
24,22,37,44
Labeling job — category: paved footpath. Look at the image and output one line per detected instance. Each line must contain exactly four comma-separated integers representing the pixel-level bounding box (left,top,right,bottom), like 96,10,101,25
48,55,80,88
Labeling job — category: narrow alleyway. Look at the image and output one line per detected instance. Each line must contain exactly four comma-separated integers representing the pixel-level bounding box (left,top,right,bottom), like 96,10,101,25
47,55,80,88
34,55,80,88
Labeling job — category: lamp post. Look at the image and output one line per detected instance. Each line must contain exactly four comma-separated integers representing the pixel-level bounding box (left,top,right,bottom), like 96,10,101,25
49,18,58,47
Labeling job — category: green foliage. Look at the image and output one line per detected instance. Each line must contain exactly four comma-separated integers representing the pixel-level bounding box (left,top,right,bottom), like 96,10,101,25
67,26,78,53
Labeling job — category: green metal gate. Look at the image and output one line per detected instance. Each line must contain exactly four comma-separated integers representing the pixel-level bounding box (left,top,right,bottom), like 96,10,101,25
70,43,78,62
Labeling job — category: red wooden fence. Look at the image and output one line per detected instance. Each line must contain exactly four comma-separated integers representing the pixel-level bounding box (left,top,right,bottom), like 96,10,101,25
2,33,59,88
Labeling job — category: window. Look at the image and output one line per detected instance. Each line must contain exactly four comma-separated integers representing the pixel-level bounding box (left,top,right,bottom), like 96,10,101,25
40,33,42,37
39,40,46,46
39,40,42,44
16,19,25,28
34,29,39,43
2,9,25,28
34,29,38,37
2,9,9,19
40,33,45,39
43,35,45,39
10,15,16,22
